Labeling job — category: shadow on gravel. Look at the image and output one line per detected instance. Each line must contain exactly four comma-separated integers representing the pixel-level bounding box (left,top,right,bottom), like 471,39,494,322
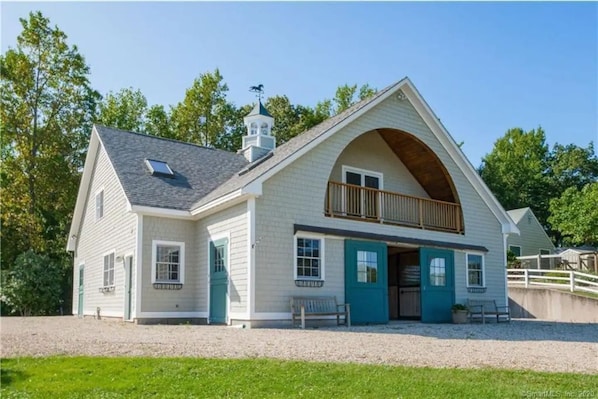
320,320,598,343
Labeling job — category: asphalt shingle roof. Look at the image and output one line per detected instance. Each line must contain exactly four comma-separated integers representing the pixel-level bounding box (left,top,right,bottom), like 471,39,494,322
96,126,249,210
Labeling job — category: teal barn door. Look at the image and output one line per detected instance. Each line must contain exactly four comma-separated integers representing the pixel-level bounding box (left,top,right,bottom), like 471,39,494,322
345,240,388,324
209,238,228,324
420,247,454,323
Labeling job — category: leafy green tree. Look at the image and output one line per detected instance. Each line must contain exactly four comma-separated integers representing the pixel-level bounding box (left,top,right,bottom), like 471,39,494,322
548,183,598,246
97,87,147,132
0,11,99,274
145,104,173,138
479,127,551,226
547,142,598,195
1,250,64,316
213,103,250,152
333,84,377,114
170,69,230,146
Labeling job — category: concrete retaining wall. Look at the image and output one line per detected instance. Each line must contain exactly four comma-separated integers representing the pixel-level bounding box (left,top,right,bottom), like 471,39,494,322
508,286,598,323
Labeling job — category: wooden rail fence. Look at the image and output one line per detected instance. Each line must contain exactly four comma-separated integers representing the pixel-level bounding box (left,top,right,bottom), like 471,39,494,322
507,268,598,294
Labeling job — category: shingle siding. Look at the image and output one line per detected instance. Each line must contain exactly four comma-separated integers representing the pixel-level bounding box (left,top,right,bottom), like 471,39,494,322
72,145,137,318
141,217,197,313
138,203,248,317
254,94,506,313
196,203,248,316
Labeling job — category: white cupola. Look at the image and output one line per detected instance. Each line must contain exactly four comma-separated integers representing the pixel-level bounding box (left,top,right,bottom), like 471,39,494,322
240,100,275,162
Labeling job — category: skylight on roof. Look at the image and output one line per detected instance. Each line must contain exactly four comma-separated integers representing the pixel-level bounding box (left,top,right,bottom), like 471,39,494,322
145,159,174,177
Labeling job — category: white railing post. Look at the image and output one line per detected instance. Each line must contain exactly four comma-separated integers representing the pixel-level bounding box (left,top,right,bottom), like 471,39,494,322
570,271,575,292
524,269,529,288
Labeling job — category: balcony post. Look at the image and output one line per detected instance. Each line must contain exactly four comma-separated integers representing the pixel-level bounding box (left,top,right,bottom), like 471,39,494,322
328,181,333,217
418,198,423,229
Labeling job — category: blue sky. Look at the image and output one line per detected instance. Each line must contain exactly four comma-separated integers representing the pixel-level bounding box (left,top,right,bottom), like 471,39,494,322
2,2,597,166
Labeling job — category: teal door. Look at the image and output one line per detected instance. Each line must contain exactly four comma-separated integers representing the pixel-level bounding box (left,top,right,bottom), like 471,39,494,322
209,238,228,324
78,266,84,317
345,240,388,324
420,248,454,323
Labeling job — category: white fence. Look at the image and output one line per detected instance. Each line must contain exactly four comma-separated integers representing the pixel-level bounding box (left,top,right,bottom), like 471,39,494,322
507,268,598,294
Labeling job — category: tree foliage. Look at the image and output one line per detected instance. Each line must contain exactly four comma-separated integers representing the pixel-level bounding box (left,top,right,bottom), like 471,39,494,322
0,11,99,273
548,183,598,246
480,126,598,246
170,69,231,146
97,87,147,132
479,127,551,224
1,250,64,316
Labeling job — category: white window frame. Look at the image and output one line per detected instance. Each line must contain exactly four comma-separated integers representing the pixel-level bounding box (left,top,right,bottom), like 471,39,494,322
509,245,522,257
466,252,485,288
95,188,104,221
250,122,258,135
341,165,384,189
102,250,115,288
294,235,325,281
152,240,185,284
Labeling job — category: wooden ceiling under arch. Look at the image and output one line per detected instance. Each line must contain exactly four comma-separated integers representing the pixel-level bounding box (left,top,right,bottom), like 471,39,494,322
377,128,459,204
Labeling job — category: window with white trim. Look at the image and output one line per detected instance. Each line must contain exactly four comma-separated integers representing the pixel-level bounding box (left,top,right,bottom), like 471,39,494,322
95,189,104,220
250,122,258,135
466,253,485,287
295,237,323,280
103,253,115,287
509,245,521,257
152,241,185,284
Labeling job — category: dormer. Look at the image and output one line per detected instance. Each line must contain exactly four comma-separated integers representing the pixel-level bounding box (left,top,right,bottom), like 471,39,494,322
240,100,276,162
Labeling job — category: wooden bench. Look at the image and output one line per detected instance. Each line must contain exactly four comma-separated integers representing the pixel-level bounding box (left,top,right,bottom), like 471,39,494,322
466,299,510,324
290,296,351,329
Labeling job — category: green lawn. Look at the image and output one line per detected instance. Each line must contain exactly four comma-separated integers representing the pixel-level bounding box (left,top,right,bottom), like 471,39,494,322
1,357,596,399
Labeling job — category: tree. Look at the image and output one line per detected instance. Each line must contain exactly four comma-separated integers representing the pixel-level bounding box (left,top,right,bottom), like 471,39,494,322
145,104,173,138
96,87,147,132
1,250,64,316
479,127,551,226
548,183,598,247
170,69,230,146
547,142,598,195
333,84,377,114
0,11,99,275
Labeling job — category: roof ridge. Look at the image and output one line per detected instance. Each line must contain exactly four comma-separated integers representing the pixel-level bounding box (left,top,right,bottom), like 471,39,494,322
93,124,240,156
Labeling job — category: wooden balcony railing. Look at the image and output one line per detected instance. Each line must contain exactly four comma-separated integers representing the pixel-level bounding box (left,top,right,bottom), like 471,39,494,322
325,181,463,233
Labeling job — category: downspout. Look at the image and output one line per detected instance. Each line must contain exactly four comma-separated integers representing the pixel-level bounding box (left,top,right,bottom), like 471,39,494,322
503,232,509,307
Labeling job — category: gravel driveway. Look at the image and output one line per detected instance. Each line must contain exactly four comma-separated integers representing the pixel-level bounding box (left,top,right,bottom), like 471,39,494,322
1,317,596,374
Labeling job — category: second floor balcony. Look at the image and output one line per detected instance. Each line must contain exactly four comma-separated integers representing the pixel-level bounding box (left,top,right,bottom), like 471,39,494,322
325,181,463,234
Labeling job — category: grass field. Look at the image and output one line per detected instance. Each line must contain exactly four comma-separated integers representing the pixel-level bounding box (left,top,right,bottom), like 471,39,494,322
2,357,596,398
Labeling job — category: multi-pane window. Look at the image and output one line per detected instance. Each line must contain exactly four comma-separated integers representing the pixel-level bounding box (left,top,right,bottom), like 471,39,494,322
296,238,322,279
429,257,446,286
250,122,258,135
96,190,104,220
103,253,114,287
357,250,378,283
467,254,484,287
155,245,181,282
260,122,269,135
213,244,225,273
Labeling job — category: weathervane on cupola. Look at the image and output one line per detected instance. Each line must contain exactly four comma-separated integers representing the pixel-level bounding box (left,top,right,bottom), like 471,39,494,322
249,84,264,101
240,84,275,162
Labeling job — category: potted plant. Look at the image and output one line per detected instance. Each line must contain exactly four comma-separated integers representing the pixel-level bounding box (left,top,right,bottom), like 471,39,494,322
451,303,469,324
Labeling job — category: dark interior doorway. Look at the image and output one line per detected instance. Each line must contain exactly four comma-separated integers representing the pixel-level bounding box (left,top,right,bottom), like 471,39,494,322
388,246,421,320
